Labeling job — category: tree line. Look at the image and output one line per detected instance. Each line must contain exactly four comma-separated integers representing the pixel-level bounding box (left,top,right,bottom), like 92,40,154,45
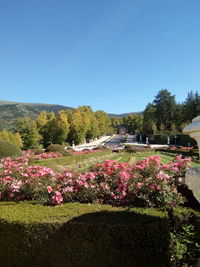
0,89,199,149
15,106,111,149
111,89,200,135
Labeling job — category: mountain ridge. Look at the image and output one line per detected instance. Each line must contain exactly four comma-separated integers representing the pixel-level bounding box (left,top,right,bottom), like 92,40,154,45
0,100,142,130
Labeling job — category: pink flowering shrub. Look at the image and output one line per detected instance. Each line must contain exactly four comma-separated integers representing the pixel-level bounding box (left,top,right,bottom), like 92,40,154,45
89,156,191,207
0,155,191,208
33,152,63,160
23,150,63,160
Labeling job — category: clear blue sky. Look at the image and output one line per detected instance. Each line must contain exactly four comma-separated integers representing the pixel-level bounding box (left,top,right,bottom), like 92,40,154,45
0,0,200,114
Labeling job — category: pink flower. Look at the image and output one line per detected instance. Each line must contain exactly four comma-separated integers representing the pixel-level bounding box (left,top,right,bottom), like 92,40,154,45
136,182,143,189
9,193,14,199
52,191,63,204
47,186,53,193
149,184,155,190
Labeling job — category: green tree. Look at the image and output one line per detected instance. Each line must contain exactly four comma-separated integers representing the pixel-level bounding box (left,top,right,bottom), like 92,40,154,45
95,110,111,137
183,90,200,122
53,110,70,144
69,109,86,145
111,117,123,134
16,117,41,149
123,114,143,134
143,103,156,134
153,89,176,131
42,112,57,146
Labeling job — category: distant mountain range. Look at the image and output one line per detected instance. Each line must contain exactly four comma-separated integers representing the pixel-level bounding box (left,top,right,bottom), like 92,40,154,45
0,100,142,130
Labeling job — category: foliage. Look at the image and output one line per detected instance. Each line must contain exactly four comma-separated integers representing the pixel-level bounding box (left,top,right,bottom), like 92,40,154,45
142,89,200,135
143,103,157,134
0,140,22,159
16,117,41,149
95,110,111,137
0,130,23,148
170,208,200,267
0,202,170,267
123,114,143,134
45,144,70,156
184,90,200,123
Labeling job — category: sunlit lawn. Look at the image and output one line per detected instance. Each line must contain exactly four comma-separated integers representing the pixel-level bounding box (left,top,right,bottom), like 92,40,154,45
34,151,200,172
107,151,200,167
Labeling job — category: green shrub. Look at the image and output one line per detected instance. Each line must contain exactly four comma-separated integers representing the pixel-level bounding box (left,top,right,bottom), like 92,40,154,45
149,134,168,144
45,144,71,156
0,202,170,267
170,207,200,267
0,140,22,159
177,134,197,147
0,202,199,266
31,148,44,155
157,148,199,159
149,134,197,146
125,147,155,153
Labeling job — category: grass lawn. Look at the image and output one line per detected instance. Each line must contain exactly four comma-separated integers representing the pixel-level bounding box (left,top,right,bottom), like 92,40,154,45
131,151,200,167
31,150,200,172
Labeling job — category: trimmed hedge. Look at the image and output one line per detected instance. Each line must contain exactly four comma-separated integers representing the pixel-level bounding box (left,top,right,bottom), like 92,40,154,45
0,202,170,267
0,140,22,159
126,147,155,153
45,144,71,156
0,202,199,266
149,134,168,145
157,148,199,159
149,134,197,146
32,150,112,168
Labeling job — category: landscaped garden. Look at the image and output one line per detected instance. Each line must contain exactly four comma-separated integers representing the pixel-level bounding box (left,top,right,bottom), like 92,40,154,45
0,145,200,266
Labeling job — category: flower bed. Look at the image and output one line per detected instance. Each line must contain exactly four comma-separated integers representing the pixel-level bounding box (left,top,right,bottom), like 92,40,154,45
23,150,63,160
0,154,191,208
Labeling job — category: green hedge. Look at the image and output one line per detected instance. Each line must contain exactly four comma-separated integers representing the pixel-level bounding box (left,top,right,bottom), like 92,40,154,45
0,202,199,266
0,140,22,159
45,144,71,156
125,147,155,153
0,202,170,267
170,207,200,266
177,134,197,147
149,134,168,144
157,148,199,159
32,150,112,168
149,134,197,146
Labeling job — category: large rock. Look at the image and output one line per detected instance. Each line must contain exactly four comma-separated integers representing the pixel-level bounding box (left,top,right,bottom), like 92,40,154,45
185,167,200,203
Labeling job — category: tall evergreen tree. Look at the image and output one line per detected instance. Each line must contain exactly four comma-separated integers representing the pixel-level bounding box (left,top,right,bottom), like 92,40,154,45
153,89,176,130
143,103,156,134
184,90,200,122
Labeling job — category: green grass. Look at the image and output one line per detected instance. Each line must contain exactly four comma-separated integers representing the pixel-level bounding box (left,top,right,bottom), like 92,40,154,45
108,153,131,163
135,151,200,167
30,150,112,170
30,150,200,171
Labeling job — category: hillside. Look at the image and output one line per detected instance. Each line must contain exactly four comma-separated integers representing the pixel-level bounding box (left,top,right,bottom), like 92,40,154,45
0,100,142,130
109,111,143,117
0,101,73,130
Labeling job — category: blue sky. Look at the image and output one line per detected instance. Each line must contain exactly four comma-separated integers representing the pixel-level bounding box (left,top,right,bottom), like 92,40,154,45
0,0,200,114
